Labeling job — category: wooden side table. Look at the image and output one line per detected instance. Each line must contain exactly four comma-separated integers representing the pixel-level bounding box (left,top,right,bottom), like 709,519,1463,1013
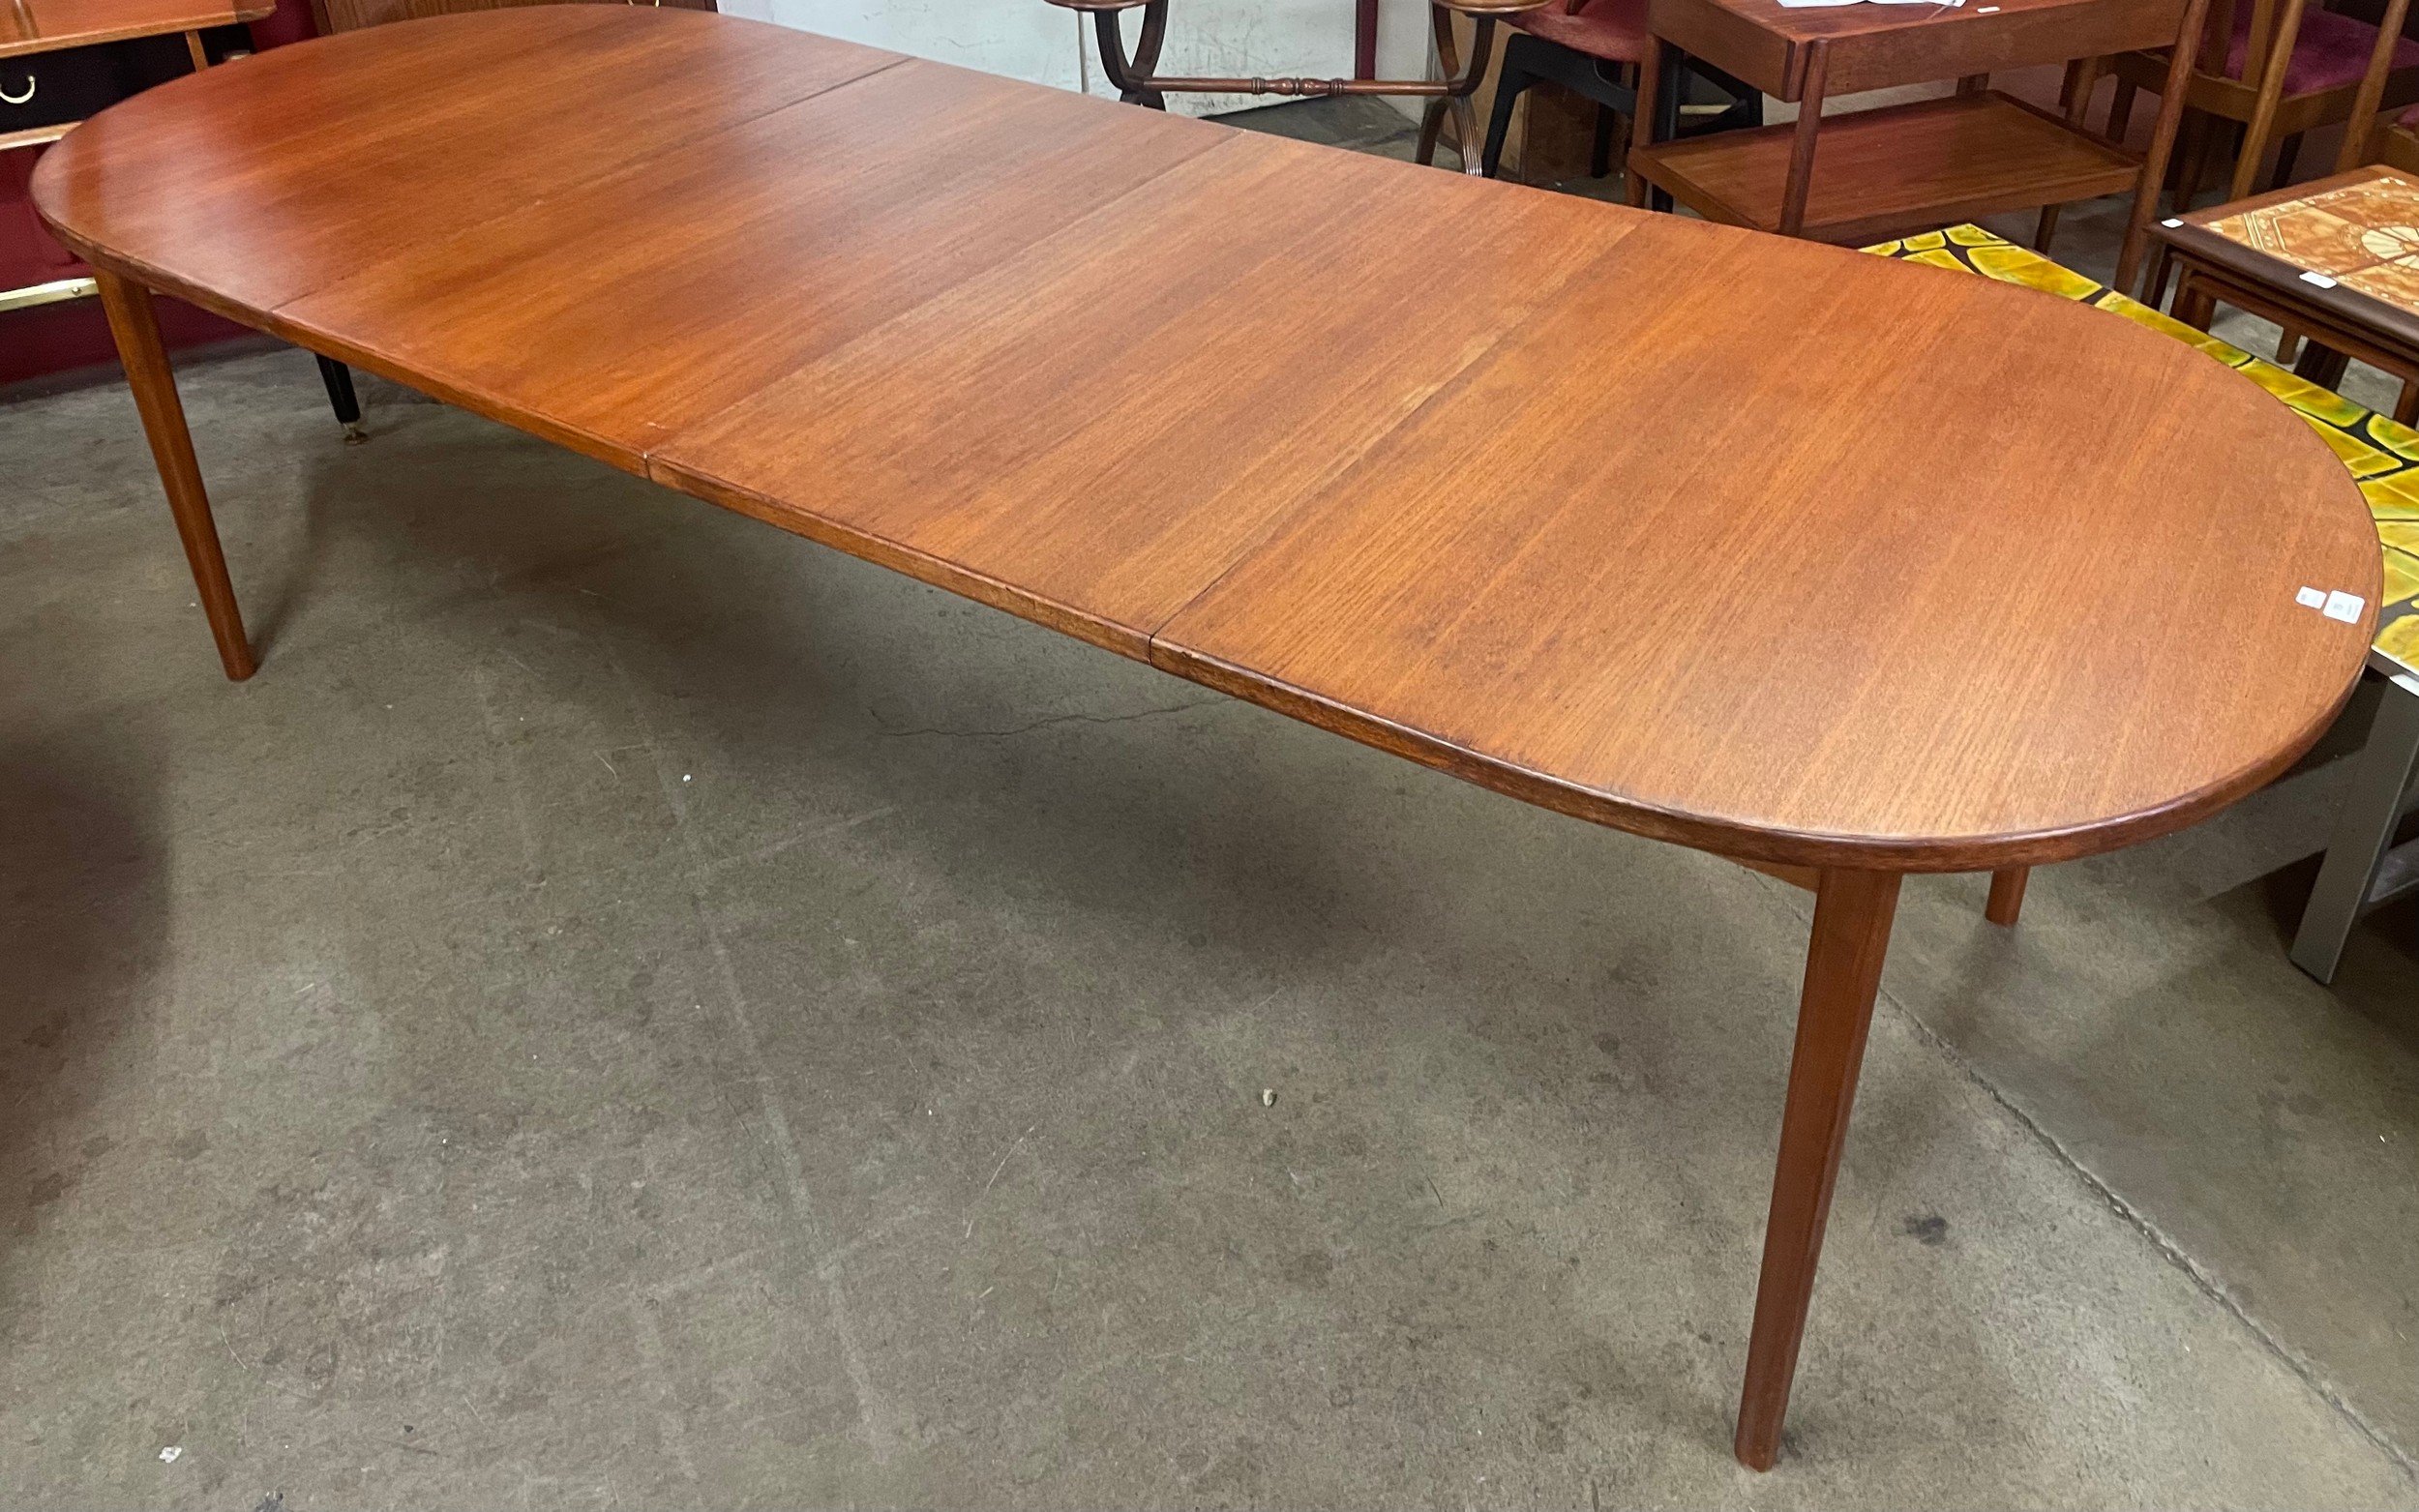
1625,0,2206,290
2157,163,2419,423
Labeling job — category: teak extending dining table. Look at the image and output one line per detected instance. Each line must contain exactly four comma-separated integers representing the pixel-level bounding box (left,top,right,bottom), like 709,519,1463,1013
30,5,2381,1469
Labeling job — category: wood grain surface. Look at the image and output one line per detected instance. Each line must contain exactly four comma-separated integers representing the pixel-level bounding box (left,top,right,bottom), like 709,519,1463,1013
654,134,1642,655
1,0,272,57
31,6,2379,873
25,8,2385,1466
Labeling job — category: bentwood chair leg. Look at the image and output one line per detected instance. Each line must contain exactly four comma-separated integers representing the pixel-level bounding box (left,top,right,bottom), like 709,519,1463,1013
1452,95,1483,174
1986,866,2029,925
1418,96,1448,166
1090,3,1169,108
93,267,256,682
2293,674,2419,983
1419,1,1457,166
314,353,366,443
1735,867,1900,1470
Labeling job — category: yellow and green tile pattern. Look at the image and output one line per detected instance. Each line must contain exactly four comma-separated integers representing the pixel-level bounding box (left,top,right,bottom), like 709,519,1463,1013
1865,224,2419,673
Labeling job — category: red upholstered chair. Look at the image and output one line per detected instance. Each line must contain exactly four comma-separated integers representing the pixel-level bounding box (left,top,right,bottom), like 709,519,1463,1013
2106,0,2419,207
1478,0,1757,186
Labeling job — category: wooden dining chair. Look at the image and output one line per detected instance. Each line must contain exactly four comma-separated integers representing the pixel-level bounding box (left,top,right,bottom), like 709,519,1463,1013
2140,0,2419,408
2105,0,2419,208
2339,0,2419,171
1476,0,1758,186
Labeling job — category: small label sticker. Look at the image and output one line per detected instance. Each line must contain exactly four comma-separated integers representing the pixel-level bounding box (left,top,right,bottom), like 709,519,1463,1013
2162,217,2183,227
2297,585,2327,608
2301,271,2340,288
2324,590,2365,622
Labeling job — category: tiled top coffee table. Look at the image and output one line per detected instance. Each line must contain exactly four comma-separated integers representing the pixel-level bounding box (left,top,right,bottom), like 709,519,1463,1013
2153,164,2419,423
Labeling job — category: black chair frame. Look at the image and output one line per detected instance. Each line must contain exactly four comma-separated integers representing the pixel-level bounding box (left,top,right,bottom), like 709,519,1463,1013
1480,30,1760,199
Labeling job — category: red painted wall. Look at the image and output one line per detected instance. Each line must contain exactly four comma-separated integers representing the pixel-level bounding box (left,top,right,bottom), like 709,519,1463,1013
0,0,317,386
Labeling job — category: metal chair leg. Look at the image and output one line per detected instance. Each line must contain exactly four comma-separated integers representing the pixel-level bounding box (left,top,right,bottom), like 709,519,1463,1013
2292,673,2419,983
314,354,365,444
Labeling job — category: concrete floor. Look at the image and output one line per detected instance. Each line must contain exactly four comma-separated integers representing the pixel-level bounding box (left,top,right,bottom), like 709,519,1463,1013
3,104,2417,1511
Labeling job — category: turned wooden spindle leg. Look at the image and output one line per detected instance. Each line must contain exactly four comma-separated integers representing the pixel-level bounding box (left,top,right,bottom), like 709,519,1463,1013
1734,866,1900,1470
94,267,255,681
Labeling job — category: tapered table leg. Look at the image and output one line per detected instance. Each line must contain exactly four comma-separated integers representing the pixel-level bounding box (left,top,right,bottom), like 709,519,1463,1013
93,267,254,682
1985,865,2028,926
1734,866,1900,1469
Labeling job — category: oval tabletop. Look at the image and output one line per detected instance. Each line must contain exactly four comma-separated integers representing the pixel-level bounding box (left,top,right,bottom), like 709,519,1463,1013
31,6,2381,871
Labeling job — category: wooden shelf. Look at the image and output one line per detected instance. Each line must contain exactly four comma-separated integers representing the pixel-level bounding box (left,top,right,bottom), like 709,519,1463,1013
1628,91,2141,246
